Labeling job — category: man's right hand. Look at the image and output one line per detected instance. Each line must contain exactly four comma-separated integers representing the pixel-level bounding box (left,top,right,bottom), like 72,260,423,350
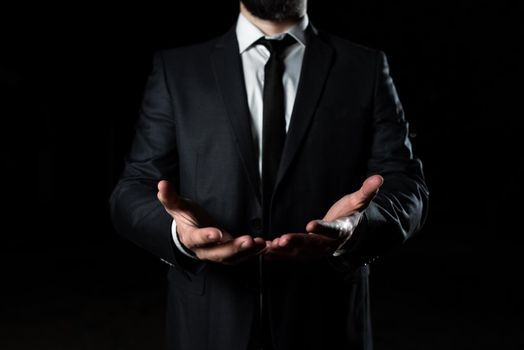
157,180,266,265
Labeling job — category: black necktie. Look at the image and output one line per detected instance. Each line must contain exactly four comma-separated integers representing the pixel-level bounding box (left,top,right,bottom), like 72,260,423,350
257,35,296,233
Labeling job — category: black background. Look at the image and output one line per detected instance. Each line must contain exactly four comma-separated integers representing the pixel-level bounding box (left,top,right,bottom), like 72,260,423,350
1,1,523,349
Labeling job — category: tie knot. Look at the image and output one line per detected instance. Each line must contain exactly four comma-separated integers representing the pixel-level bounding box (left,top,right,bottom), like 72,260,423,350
256,34,296,58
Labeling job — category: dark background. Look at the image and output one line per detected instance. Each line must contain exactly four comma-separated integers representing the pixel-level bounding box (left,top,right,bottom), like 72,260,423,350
1,1,523,349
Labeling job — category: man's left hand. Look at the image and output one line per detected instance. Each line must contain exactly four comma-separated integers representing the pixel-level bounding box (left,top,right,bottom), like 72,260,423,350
263,175,383,261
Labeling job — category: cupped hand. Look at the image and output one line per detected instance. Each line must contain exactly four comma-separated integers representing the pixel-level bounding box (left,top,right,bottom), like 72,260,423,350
305,175,383,237
263,175,384,262
157,180,266,264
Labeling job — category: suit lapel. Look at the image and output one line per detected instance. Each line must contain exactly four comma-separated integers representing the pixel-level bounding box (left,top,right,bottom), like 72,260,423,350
275,27,334,190
211,27,262,204
210,26,334,204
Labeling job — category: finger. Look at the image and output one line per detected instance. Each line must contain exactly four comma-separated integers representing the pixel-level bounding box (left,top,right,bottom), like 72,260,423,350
255,237,271,254
278,233,307,247
265,234,300,250
157,180,179,210
305,220,340,239
306,220,317,233
197,235,265,264
183,226,224,249
263,236,298,261
269,237,280,248
286,233,335,247
272,233,334,251
195,236,249,261
355,175,384,207
322,175,384,221
227,237,267,263
264,234,335,261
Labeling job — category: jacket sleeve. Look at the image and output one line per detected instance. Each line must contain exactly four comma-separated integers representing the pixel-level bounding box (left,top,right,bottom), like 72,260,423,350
109,51,204,273
328,51,429,273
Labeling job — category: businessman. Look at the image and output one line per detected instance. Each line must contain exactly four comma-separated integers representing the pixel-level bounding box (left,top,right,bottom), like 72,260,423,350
110,0,429,349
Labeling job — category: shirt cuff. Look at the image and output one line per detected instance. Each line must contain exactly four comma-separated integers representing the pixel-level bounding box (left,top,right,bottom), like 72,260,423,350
171,219,199,260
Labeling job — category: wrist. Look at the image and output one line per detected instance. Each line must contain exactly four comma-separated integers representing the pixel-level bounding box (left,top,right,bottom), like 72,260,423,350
171,220,199,260
331,211,367,256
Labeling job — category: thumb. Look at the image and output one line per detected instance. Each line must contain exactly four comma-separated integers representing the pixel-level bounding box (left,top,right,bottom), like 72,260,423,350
354,175,384,208
306,219,340,239
157,180,179,210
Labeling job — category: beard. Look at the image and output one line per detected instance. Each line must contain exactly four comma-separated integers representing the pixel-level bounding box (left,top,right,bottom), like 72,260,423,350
241,0,306,21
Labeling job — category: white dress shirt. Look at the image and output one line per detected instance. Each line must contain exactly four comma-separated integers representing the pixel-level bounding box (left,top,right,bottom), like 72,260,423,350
237,12,308,175
172,13,309,258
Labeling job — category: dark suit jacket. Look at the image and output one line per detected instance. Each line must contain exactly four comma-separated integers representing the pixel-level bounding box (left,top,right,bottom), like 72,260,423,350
110,24,428,350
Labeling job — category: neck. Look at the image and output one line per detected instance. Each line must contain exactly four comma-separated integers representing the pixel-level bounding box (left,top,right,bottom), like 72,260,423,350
240,3,300,36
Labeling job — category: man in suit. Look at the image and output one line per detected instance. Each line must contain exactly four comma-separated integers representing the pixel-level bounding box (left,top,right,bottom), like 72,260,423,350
110,0,429,349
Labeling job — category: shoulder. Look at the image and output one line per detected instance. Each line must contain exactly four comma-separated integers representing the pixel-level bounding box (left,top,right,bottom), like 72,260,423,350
153,36,220,65
151,25,239,70
315,28,384,67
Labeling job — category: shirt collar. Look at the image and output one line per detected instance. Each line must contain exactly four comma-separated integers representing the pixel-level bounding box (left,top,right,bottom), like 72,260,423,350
236,12,309,54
